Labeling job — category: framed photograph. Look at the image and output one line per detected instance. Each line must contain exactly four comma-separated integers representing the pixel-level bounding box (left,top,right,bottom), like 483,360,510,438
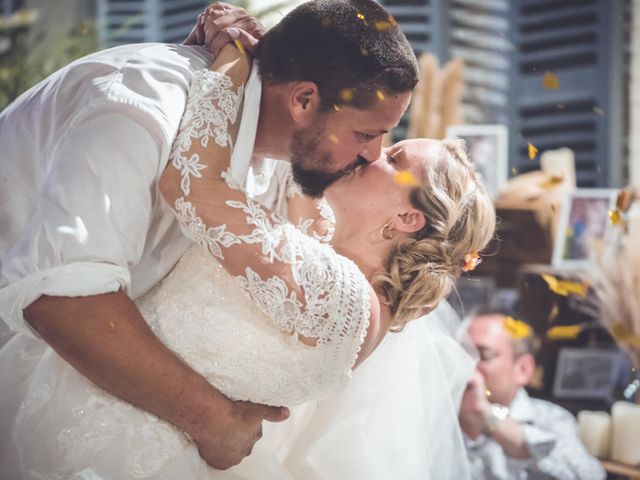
446,124,508,199
553,347,623,400
552,189,616,269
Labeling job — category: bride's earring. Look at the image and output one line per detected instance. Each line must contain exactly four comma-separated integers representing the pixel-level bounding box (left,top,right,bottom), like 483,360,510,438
380,223,394,240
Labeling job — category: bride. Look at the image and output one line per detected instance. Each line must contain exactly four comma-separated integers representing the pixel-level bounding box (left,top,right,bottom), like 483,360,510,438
1,45,494,479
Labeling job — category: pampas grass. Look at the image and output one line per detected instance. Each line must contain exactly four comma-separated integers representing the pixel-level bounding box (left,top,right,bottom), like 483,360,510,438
589,192,640,369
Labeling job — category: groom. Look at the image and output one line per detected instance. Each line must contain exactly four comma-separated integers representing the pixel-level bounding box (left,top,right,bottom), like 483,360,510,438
0,0,418,469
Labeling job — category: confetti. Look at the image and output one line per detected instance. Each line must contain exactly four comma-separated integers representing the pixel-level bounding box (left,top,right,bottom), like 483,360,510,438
539,174,564,189
543,71,559,90
611,323,640,349
609,209,623,225
528,143,538,160
541,274,588,298
376,89,385,100
557,103,566,110
593,107,605,116
511,167,518,175
548,302,559,323
485,389,492,398
233,39,245,54
503,316,533,340
328,134,339,144
616,189,632,212
360,48,369,56
332,104,341,112
340,88,354,102
374,17,396,30
393,170,419,187
356,12,365,20
547,325,582,340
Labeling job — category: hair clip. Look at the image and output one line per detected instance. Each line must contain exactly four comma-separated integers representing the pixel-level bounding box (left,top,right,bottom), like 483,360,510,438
462,251,481,272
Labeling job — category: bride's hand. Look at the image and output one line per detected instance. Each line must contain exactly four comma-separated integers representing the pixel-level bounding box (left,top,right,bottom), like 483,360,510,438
184,2,266,57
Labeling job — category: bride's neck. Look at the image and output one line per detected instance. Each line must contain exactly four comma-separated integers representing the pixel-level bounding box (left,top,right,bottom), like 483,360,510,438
331,227,389,281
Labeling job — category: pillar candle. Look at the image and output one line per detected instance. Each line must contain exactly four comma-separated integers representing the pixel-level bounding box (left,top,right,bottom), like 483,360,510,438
578,410,611,458
611,401,640,466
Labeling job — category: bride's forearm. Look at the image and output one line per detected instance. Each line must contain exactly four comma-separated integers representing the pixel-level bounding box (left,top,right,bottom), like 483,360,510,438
160,44,250,214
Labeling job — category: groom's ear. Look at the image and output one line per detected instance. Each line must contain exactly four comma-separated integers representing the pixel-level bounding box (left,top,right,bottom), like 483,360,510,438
288,81,321,126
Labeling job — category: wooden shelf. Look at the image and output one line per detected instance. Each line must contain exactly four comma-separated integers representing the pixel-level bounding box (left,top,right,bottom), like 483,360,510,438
601,459,640,479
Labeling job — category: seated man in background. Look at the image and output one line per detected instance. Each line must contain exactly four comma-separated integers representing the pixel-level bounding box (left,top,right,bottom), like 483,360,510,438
459,310,605,480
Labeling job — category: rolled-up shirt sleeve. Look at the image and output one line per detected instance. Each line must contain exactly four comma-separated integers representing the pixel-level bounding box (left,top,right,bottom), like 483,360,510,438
0,104,167,337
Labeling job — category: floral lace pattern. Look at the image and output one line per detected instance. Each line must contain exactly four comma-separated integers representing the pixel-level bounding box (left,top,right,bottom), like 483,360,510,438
14,67,372,479
169,70,243,196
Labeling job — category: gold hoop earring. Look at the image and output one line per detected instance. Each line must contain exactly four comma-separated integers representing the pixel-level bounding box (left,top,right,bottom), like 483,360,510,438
380,223,394,240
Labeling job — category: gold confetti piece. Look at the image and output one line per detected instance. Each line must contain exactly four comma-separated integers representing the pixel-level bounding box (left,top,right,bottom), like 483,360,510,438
360,48,369,56
541,274,588,298
609,209,623,225
376,89,385,100
374,17,396,30
593,107,605,116
547,325,582,340
393,170,420,187
611,323,640,348
548,302,559,323
233,39,245,54
328,134,339,144
340,88,354,102
485,389,492,398
543,71,559,90
332,104,341,112
528,143,538,160
539,174,564,189
511,167,518,175
356,12,365,20
504,316,533,340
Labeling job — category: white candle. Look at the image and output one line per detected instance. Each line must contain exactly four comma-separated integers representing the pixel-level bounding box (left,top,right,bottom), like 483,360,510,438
578,410,611,458
611,401,640,466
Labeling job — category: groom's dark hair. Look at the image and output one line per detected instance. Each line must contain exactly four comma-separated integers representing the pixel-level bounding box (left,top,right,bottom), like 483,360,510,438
256,0,419,111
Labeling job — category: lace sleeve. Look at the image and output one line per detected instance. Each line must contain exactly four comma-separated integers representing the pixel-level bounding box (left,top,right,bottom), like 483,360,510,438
160,51,372,374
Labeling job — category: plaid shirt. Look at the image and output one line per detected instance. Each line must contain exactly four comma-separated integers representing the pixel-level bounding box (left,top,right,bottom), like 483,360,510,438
465,389,606,480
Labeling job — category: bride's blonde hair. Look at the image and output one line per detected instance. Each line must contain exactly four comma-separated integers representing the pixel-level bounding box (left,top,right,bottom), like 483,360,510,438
375,139,496,330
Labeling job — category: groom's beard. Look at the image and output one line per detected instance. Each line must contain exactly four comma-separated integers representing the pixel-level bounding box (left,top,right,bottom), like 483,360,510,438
290,123,353,199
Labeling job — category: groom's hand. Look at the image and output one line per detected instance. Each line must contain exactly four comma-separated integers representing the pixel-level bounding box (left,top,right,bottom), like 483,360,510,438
193,398,290,470
184,2,266,57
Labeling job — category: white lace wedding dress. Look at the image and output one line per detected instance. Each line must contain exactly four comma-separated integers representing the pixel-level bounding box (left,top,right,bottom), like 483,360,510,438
0,64,473,480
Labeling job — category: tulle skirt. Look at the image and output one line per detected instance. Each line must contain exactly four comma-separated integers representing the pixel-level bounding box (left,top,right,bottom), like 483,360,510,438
0,302,472,480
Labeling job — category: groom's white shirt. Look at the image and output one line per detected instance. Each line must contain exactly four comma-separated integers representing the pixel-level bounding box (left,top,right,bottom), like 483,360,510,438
0,43,278,337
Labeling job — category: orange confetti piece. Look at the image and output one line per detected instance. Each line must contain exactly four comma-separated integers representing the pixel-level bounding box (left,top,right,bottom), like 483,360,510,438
616,189,632,212
328,134,339,144
503,316,533,340
340,88,354,102
547,325,582,340
376,89,385,100
393,170,419,187
543,71,559,90
528,143,538,160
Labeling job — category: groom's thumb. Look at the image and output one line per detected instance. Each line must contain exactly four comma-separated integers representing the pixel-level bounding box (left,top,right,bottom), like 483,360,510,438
262,405,290,423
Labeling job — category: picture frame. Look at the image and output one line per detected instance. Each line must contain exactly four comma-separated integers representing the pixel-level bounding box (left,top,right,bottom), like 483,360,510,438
552,347,623,400
446,124,508,199
552,189,617,269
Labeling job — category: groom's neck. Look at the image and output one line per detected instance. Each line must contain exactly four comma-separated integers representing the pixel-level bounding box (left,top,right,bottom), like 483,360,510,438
253,85,293,162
